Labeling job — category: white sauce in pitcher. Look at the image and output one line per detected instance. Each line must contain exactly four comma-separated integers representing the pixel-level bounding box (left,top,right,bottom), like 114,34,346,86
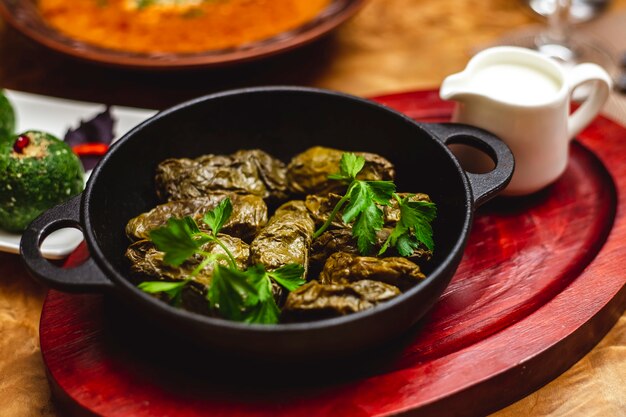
469,64,561,105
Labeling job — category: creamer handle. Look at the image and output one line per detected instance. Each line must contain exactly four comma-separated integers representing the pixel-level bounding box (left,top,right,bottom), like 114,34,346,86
567,63,612,139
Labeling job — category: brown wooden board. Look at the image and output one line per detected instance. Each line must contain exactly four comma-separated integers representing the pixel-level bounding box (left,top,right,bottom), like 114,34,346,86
39,90,626,416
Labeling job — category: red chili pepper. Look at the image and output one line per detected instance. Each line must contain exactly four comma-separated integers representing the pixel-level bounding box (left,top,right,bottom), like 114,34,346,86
72,143,109,156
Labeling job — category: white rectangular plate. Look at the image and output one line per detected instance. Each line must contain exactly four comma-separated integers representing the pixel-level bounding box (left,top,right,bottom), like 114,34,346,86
1,90,157,259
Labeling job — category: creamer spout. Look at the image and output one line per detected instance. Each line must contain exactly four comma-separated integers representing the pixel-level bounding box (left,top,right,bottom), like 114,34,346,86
439,72,479,102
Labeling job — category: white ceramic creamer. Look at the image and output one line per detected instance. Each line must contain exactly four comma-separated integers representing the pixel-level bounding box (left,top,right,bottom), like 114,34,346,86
440,46,612,196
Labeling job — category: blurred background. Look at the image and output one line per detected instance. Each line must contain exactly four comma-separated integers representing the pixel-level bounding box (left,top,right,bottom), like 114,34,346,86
1,1,626,416
0,0,622,110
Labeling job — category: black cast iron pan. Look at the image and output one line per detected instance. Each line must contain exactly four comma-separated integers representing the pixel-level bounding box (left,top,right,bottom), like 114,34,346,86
20,86,514,360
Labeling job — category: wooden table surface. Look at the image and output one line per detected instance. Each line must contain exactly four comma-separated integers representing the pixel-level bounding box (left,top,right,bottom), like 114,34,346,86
1,1,625,416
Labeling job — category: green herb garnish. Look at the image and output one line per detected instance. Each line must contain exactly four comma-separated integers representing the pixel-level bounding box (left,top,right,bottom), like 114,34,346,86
149,198,237,269
209,263,303,324
138,197,305,324
379,194,437,256
267,263,307,291
314,153,396,254
314,153,436,256
138,280,189,307
149,217,208,266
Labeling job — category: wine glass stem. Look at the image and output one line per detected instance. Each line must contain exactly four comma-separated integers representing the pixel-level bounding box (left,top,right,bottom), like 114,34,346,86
544,0,572,45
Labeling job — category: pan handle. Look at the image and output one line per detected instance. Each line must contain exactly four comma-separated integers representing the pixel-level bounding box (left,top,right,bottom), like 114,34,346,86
20,195,115,293
421,123,515,207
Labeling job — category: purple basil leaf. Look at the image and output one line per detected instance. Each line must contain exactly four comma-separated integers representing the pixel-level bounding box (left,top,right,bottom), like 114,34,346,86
64,106,116,170
64,106,115,146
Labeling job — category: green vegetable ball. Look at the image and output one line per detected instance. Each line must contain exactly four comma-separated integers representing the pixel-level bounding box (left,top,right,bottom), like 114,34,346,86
0,90,16,141
0,130,84,232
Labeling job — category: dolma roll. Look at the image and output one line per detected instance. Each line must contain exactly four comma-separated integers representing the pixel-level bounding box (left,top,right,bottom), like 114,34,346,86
305,193,346,229
282,279,400,320
287,146,395,195
310,228,391,271
155,149,288,202
250,200,315,277
126,236,250,314
126,235,250,287
126,193,267,243
319,252,425,292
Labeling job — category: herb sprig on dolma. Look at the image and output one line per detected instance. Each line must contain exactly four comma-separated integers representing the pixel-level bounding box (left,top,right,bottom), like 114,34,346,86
138,198,305,324
314,153,437,256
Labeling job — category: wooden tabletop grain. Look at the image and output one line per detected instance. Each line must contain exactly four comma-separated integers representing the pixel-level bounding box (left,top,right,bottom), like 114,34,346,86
0,0,625,416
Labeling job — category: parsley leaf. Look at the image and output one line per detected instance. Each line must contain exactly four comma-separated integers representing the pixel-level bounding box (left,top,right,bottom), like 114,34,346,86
203,198,232,237
268,264,306,291
241,265,280,324
208,265,259,321
352,201,385,254
342,181,371,223
207,263,304,325
148,199,238,270
315,152,437,257
141,200,236,301
246,300,281,325
340,152,365,179
367,181,396,205
328,153,365,182
314,153,396,254
341,179,394,254
396,234,421,257
379,195,437,256
138,280,189,307
403,200,437,250
149,217,205,266
245,265,274,300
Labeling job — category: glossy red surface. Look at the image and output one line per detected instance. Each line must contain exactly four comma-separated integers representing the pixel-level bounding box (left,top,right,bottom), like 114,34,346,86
40,90,626,416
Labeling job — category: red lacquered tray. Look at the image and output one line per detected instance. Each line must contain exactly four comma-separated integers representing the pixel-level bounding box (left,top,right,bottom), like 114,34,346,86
40,90,626,417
